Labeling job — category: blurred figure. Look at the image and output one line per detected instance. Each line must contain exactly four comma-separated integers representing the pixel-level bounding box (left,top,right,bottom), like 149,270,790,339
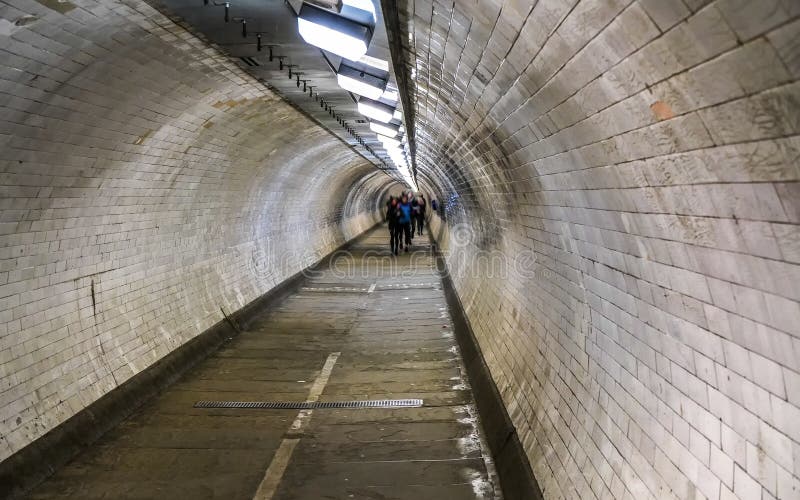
416,194,426,235
410,193,419,238
386,196,401,255
398,194,413,252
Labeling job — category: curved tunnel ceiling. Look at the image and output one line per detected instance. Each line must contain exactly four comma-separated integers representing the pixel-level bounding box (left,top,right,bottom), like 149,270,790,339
148,0,416,186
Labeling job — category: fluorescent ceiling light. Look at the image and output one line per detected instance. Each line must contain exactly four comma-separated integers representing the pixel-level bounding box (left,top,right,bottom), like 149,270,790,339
381,89,399,103
341,0,376,24
377,134,401,147
337,63,387,99
358,98,395,123
370,121,400,137
358,54,389,72
298,2,372,61
343,0,375,16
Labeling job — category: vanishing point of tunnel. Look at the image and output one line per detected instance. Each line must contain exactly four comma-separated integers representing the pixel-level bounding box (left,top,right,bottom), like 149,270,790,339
0,0,799,499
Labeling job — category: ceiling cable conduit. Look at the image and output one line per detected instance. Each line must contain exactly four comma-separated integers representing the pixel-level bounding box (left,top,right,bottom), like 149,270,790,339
195,0,397,178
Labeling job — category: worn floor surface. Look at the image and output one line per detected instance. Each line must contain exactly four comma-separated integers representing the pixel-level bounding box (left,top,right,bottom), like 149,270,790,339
27,226,500,499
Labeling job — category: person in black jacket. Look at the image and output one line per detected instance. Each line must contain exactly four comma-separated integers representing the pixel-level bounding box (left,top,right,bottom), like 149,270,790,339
416,194,427,235
386,196,401,255
410,195,419,237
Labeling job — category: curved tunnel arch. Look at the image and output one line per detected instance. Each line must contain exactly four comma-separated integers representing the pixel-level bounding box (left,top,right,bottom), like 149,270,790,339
0,1,398,459
1,0,799,498
400,1,800,499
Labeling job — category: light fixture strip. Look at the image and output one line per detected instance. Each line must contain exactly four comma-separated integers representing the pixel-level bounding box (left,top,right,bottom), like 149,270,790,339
358,97,395,123
337,63,388,100
297,2,373,61
370,121,400,137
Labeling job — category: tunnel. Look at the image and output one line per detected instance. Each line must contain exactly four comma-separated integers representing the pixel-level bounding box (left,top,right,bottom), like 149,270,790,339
1,0,799,498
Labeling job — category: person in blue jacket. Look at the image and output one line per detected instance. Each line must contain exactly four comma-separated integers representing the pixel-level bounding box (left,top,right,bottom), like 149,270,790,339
398,194,413,252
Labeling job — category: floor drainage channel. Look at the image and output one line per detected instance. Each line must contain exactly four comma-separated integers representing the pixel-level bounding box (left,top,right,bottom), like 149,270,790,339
300,286,370,293
376,283,440,290
194,399,424,409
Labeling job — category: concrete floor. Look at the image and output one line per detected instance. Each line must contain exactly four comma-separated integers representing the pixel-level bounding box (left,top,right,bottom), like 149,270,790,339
27,226,500,500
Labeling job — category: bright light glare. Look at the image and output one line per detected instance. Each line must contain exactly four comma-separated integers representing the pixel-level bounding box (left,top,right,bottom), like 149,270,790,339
359,100,394,122
298,18,368,61
342,0,376,23
387,150,406,163
382,89,399,103
370,122,399,137
395,161,415,188
377,134,401,147
358,55,389,71
337,73,383,99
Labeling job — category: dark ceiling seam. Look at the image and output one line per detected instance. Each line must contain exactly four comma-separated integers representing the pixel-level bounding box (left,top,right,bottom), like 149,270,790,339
379,0,419,187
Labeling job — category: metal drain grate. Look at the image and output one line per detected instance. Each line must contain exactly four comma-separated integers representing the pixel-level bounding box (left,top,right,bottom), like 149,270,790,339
194,399,423,409
376,282,440,290
300,286,370,293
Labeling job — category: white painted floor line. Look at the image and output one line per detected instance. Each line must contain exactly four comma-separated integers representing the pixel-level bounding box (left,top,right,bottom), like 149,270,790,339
252,352,341,500
251,438,300,500
306,352,340,402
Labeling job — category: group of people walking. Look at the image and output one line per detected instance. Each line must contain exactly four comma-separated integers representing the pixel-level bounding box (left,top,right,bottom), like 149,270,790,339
386,192,427,255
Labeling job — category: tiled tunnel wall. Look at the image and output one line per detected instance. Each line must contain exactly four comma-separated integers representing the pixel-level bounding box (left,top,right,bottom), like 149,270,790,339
405,1,800,499
0,0,393,462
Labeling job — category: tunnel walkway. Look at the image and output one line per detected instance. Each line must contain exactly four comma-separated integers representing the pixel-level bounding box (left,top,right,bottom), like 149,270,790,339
26,226,499,500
